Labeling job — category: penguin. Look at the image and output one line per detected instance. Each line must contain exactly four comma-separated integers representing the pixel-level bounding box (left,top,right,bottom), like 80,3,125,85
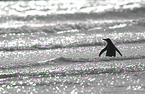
99,38,122,57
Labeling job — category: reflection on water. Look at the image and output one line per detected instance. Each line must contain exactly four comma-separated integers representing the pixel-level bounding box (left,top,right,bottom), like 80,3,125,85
0,0,145,93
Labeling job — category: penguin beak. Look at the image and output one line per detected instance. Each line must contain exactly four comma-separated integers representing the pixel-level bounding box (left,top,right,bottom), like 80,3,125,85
103,39,107,41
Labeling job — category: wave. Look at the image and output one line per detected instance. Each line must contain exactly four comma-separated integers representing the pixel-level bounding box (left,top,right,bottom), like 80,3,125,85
0,6,145,22
105,7,145,18
0,22,91,34
1,55,145,70
0,56,145,80
1,37,145,51
48,55,145,62
0,14,144,35
0,79,82,87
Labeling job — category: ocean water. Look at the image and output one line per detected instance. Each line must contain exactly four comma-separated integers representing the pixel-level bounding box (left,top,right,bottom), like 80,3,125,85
0,0,145,94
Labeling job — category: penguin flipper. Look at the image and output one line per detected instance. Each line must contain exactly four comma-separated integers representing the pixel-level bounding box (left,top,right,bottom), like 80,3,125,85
99,47,107,57
115,47,122,56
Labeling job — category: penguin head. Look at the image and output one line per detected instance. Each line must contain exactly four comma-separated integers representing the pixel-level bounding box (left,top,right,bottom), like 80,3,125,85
103,38,111,42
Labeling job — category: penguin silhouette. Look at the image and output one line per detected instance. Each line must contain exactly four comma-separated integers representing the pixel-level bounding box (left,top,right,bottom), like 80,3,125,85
99,38,122,57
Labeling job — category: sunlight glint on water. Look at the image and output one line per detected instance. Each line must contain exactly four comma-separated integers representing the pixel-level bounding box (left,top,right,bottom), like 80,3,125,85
0,0,145,94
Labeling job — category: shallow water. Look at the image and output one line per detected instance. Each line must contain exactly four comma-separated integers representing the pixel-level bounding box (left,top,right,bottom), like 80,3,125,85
0,0,145,94
0,43,145,94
